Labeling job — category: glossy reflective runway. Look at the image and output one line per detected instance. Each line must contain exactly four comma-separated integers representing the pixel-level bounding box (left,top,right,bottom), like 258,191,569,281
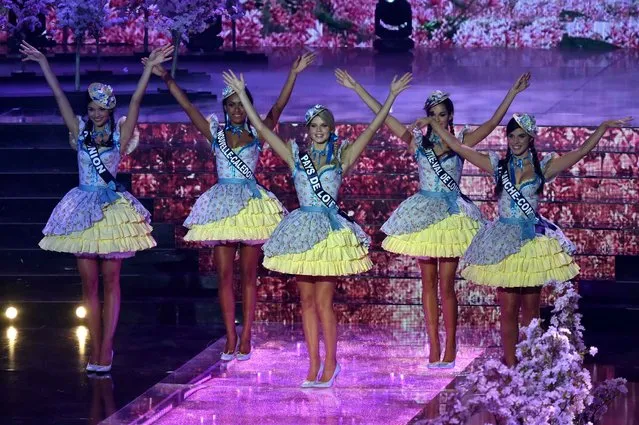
105,323,487,425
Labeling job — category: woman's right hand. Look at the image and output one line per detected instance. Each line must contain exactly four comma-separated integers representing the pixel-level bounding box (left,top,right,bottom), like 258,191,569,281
335,68,358,90
222,70,246,94
389,72,412,98
19,41,47,65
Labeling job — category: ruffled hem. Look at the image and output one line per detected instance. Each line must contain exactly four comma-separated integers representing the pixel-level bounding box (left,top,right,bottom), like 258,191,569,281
39,197,156,255
263,228,372,276
382,213,480,258
43,188,151,235
184,195,283,244
461,236,580,287
184,185,284,226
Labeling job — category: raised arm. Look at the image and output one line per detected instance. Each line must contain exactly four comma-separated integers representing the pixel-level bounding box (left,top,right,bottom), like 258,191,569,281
262,53,315,130
423,117,493,173
543,117,633,180
118,45,173,151
142,56,213,143
223,70,294,168
462,72,531,147
20,41,78,138
340,73,412,172
336,68,412,144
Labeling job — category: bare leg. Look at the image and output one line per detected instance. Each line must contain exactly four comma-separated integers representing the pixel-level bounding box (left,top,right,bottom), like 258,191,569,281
439,257,459,363
418,259,440,363
238,244,261,354
298,279,321,381
99,259,122,365
215,244,238,353
521,287,542,327
315,280,338,382
498,288,522,367
78,258,101,364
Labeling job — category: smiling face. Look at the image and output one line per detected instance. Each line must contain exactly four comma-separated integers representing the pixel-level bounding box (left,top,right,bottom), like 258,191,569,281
427,103,453,129
308,115,331,145
507,127,533,156
87,101,111,128
224,93,247,125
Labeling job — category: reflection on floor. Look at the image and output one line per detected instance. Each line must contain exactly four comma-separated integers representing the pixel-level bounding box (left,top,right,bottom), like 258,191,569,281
106,323,487,425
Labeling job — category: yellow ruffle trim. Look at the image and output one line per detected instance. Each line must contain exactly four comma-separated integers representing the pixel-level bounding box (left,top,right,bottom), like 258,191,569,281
39,197,156,254
382,213,480,258
263,228,372,276
184,193,284,243
461,236,580,287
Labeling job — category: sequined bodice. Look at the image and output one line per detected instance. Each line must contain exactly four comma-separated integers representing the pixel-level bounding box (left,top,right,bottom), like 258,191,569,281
415,147,464,191
293,163,342,207
213,138,260,179
77,133,121,187
414,133,464,192
497,171,542,220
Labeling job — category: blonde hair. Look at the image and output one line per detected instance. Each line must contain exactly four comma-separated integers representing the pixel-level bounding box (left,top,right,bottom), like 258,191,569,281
307,109,335,133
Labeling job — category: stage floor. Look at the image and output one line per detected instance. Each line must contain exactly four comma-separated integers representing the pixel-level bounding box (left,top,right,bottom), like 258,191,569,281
1,47,638,126
103,323,489,425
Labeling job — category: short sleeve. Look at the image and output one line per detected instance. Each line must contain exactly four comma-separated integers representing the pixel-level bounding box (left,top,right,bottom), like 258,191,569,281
488,152,501,184
116,116,140,155
289,140,300,174
458,125,471,144
207,114,220,154
540,152,559,183
69,115,85,150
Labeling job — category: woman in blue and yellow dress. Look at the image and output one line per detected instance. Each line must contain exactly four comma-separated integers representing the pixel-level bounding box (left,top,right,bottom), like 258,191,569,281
21,41,174,373
223,69,411,387
144,54,316,361
425,112,631,366
335,69,531,367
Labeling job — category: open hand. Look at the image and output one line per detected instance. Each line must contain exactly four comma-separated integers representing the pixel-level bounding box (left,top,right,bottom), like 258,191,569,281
222,69,246,94
19,41,47,64
510,72,531,94
146,45,174,67
390,72,412,97
140,57,167,77
291,52,316,74
335,68,358,90
601,116,633,129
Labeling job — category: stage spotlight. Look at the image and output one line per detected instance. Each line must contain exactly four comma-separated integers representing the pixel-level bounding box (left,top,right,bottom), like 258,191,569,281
5,306,18,320
75,306,87,319
76,325,88,340
7,326,17,341
374,0,414,52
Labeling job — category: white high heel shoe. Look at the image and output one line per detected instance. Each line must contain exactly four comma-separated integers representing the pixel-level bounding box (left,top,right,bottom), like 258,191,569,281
236,341,253,361
94,351,113,373
220,340,239,362
86,361,99,373
312,363,341,388
300,363,324,388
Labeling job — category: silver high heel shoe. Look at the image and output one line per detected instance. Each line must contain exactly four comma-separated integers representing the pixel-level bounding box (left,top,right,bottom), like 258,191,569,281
312,363,341,388
300,363,324,388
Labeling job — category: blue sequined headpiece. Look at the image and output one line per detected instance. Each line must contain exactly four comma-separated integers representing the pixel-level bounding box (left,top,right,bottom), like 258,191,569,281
513,113,538,137
424,90,449,111
88,82,116,109
305,104,328,125
222,86,235,100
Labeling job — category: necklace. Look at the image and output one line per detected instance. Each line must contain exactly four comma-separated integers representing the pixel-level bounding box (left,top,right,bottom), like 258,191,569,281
227,123,244,136
511,150,533,170
91,122,111,145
